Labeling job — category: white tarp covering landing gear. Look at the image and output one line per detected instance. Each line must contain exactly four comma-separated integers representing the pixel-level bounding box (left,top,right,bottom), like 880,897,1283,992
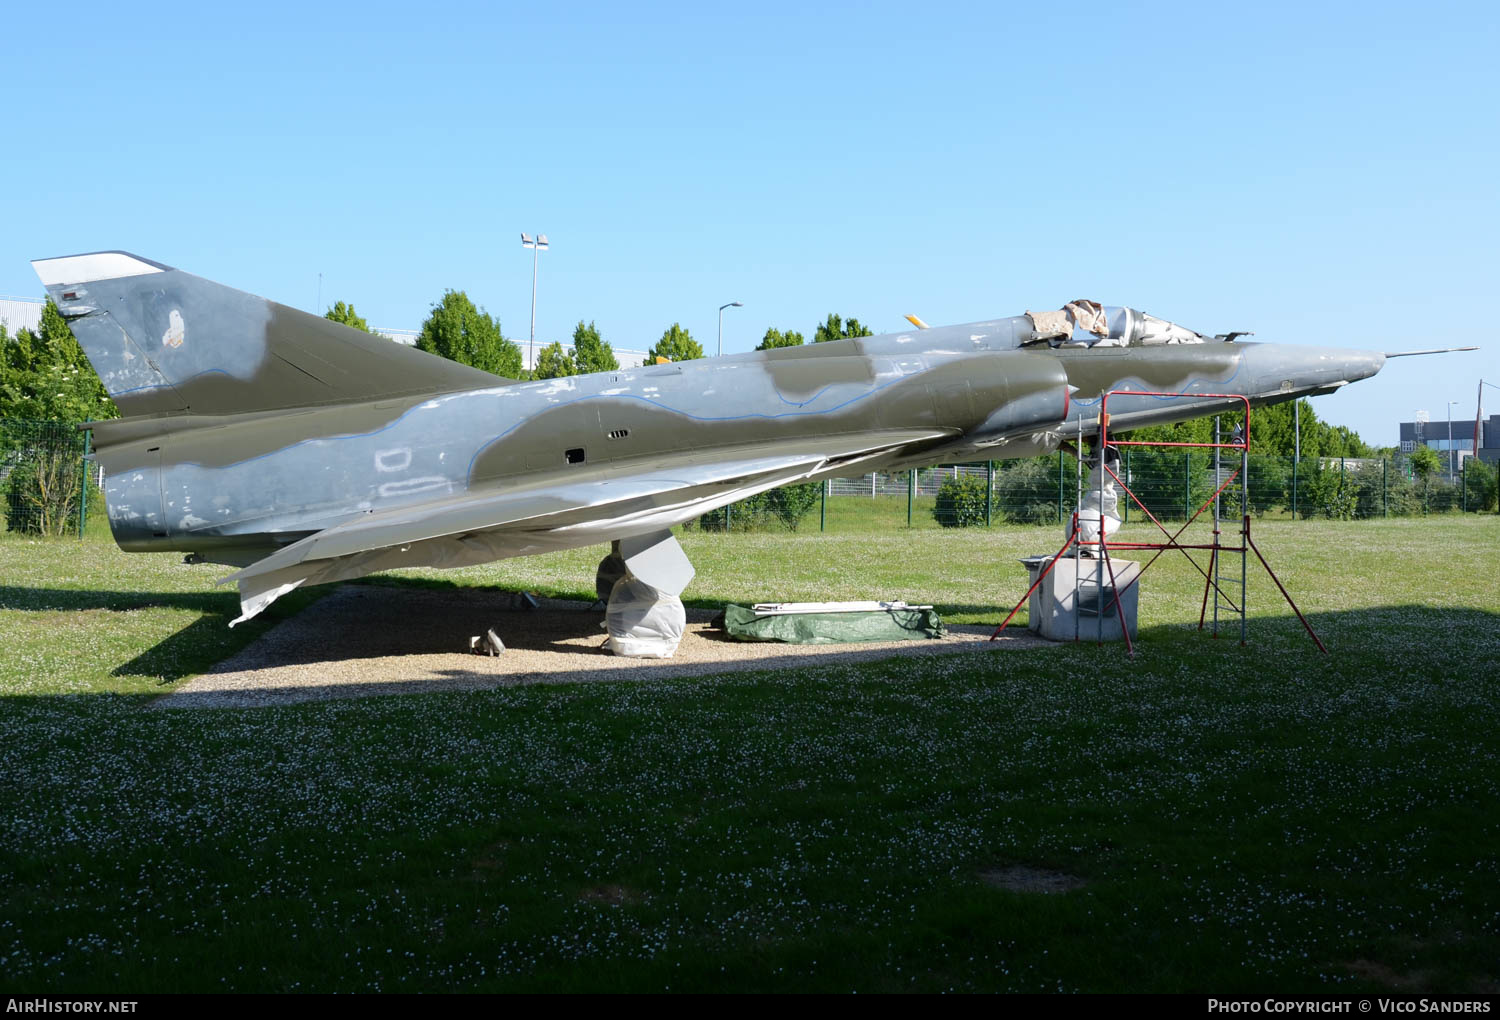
603,530,694,658
1072,448,1122,552
605,577,687,658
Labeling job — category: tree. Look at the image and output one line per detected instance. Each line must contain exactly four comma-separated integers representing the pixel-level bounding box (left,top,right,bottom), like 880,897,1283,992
813,313,874,343
2,321,31,374
1409,445,1441,513
570,320,619,374
647,323,703,363
1123,398,1372,460
1464,458,1498,513
324,300,376,334
0,300,116,421
4,438,84,536
991,457,1063,524
756,327,805,350
415,290,522,379
534,341,576,379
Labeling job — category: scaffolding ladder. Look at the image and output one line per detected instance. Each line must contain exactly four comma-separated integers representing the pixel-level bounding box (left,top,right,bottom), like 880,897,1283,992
992,391,1326,656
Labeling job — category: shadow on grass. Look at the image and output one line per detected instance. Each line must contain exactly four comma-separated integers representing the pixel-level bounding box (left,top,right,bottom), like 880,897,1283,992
9,565,1500,701
0,583,331,684
127,597,1500,712
0,584,234,614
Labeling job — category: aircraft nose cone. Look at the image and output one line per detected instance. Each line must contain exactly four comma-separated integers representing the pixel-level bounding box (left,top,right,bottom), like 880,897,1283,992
1342,349,1386,382
1246,343,1386,396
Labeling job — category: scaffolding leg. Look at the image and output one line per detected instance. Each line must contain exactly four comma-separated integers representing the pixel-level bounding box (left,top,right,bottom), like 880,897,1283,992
1197,543,1218,632
1244,518,1327,654
1099,540,1135,659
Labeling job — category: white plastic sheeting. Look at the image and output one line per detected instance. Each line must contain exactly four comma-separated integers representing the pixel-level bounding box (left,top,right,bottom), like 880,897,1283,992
1025,301,1206,350
605,576,686,658
1135,312,1204,345
1072,453,1122,549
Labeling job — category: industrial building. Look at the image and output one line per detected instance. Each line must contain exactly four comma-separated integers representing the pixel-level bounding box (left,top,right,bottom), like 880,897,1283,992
0,296,44,335
1398,415,1500,467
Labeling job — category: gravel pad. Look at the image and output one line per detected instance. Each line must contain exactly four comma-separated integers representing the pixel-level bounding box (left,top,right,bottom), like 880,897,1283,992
154,584,1055,709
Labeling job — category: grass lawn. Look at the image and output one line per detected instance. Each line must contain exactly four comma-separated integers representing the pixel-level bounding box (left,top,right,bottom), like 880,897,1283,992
0,514,1497,992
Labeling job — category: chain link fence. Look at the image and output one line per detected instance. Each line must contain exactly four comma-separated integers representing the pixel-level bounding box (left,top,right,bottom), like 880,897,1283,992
696,451,1500,532
1,419,94,537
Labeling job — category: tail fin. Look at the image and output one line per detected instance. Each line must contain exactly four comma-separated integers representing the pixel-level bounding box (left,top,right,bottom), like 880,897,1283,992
32,251,505,418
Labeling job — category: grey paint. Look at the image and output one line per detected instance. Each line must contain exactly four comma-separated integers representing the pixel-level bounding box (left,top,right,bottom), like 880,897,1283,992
34,252,1387,624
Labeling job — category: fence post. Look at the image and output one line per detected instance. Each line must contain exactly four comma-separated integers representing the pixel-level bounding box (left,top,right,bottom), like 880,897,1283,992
1057,449,1064,524
78,423,91,539
985,460,993,527
1462,461,1467,511
1122,449,1129,524
1184,452,1191,519
726,503,731,532
907,468,915,527
820,479,827,532
1383,458,1388,518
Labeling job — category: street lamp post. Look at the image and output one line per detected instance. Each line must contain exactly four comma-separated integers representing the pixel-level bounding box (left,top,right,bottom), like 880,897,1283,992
521,232,549,371
1448,400,1458,481
718,301,742,357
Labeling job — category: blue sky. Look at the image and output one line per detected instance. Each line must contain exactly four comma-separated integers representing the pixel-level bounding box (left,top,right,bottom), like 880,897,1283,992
2,0,1495,445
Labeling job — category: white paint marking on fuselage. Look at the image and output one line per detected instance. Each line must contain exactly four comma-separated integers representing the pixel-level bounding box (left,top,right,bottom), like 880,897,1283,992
377,476,452,499
374,447,412,473
162,309,185,348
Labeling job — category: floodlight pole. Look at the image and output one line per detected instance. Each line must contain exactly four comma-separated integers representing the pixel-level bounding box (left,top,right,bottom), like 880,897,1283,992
718,301,742,357
521,232,549,371
1448,400,1458,481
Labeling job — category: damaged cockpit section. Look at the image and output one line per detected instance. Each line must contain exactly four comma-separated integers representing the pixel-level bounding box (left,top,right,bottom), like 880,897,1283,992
1025,301,1208,349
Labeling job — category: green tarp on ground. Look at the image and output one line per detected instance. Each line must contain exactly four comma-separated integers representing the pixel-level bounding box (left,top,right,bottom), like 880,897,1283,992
720,604,945,644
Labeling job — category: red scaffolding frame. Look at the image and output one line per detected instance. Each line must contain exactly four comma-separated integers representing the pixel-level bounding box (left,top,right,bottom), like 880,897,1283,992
991,391,1326,655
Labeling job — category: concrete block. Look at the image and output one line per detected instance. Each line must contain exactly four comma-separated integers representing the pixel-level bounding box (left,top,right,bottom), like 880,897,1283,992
1025,556,1140,643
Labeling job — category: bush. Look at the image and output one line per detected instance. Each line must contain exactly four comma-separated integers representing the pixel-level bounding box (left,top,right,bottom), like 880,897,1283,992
1463,460,1497,512
761,482,820,529
697,482,822,532
992,458,1060,524
1302,461,1356,520
1245,457,1290,516
933,474,988,528
1346,461,1423,518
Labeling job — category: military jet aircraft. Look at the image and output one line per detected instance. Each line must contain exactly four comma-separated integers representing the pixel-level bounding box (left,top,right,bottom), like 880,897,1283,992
34,252,1397,624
